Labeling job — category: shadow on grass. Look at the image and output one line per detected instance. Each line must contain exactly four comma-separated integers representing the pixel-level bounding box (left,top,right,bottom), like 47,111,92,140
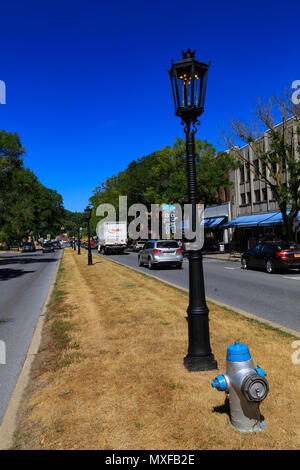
212,397,230,416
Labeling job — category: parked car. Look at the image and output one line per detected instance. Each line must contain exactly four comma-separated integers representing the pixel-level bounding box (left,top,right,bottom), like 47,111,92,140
241,241,300,273
138,239,183,269
42,242,55,253
52,241,62,249
133,239,148,252
22,242,36,253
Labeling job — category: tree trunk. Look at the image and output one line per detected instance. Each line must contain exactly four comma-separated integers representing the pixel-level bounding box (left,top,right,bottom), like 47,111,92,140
286,221,295,242
280,203,297,241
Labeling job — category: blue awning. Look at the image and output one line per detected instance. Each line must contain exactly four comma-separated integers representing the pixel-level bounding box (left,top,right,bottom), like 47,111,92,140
258,210,291,226
224,211,290,228
201,216,226,228
182,216,226,229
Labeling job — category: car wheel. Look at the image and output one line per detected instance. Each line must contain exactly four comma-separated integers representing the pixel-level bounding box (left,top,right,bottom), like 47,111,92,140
176,263,183,269
265,259,275,274
241,257,248,269
148,257,153,270
138,256,143,267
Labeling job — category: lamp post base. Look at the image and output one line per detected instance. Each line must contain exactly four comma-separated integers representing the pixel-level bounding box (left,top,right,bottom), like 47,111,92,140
184,353,218,372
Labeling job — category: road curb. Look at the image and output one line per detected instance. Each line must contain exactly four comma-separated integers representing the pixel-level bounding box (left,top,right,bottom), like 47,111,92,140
203,255,241,262
0,251,63,450
97,253,300,339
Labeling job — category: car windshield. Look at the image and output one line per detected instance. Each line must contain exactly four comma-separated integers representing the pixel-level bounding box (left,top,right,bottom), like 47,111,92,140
274,242,300,251
157,241,179,249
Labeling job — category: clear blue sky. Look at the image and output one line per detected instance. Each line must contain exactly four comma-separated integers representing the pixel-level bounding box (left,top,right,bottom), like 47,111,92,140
1,0,299,212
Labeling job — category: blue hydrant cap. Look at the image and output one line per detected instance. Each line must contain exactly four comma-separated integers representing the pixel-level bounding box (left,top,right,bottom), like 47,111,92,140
211,375,227,391
255,365,267,377
226,341,251,362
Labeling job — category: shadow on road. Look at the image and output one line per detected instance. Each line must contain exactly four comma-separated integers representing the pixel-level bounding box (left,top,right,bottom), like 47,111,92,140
0,268,35,281
0,255,58,266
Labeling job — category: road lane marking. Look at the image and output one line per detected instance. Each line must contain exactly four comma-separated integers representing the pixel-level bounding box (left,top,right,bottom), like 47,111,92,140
282,276,300,280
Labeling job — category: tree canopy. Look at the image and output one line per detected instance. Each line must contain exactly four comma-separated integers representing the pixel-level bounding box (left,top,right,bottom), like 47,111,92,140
62,210,86,237
0,130,65,245
89,137,239,229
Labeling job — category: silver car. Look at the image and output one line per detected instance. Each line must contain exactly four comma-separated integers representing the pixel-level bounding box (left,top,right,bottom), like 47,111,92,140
138,240,183,269
133,239,148,252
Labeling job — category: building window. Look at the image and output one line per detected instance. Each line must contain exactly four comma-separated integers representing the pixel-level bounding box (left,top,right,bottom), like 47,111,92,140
246,163,251,182
271,189,277,201
240,193,246,205
247,192,252,204
240,166,245,184
271,162,277,175
255,189,261,203
262,188,267,201
253,159,260,180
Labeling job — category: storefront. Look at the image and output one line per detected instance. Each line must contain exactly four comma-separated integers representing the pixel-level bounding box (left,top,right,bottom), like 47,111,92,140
223,211,299,251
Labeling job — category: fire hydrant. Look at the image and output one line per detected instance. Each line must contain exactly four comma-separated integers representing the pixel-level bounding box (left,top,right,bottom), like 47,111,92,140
211,341,269,432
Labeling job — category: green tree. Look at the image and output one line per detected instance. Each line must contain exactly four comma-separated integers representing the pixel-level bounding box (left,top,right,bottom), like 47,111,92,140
34,185,64,238
89,137,239,221
0,129,65,245
1,168,38,244
62,210,86,237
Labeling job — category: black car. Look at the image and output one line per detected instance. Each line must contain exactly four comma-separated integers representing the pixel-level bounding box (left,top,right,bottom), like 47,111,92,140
22,243,36,253
52,241,62,249
42,242,55,253
241,241,300,273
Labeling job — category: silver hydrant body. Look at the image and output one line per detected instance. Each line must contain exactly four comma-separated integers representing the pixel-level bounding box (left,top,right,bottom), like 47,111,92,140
211,341,269,432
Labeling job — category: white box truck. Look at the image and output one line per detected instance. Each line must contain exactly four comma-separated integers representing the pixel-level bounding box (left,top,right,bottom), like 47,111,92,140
97,221,127,254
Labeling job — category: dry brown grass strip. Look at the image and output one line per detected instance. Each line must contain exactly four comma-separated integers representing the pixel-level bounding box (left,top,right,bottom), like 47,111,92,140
14,248,300,450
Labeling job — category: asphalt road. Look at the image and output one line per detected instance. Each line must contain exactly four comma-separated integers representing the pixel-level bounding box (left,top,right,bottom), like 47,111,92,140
0,249,62,424
94,250,300,333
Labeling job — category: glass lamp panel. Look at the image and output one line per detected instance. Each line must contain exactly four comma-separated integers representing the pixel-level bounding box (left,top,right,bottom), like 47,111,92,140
176,64,193,109
170,72,180,113
193,64,204,108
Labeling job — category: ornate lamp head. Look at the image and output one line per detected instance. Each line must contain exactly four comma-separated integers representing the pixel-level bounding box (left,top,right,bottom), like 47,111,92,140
169,49,210,122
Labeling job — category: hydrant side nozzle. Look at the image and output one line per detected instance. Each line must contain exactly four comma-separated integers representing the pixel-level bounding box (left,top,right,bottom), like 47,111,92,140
211,374,227,391
241,373,269,402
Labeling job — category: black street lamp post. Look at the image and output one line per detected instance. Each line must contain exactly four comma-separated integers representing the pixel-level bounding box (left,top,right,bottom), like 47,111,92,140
84,206,93,266
77,226,81,255
169,49,217,371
